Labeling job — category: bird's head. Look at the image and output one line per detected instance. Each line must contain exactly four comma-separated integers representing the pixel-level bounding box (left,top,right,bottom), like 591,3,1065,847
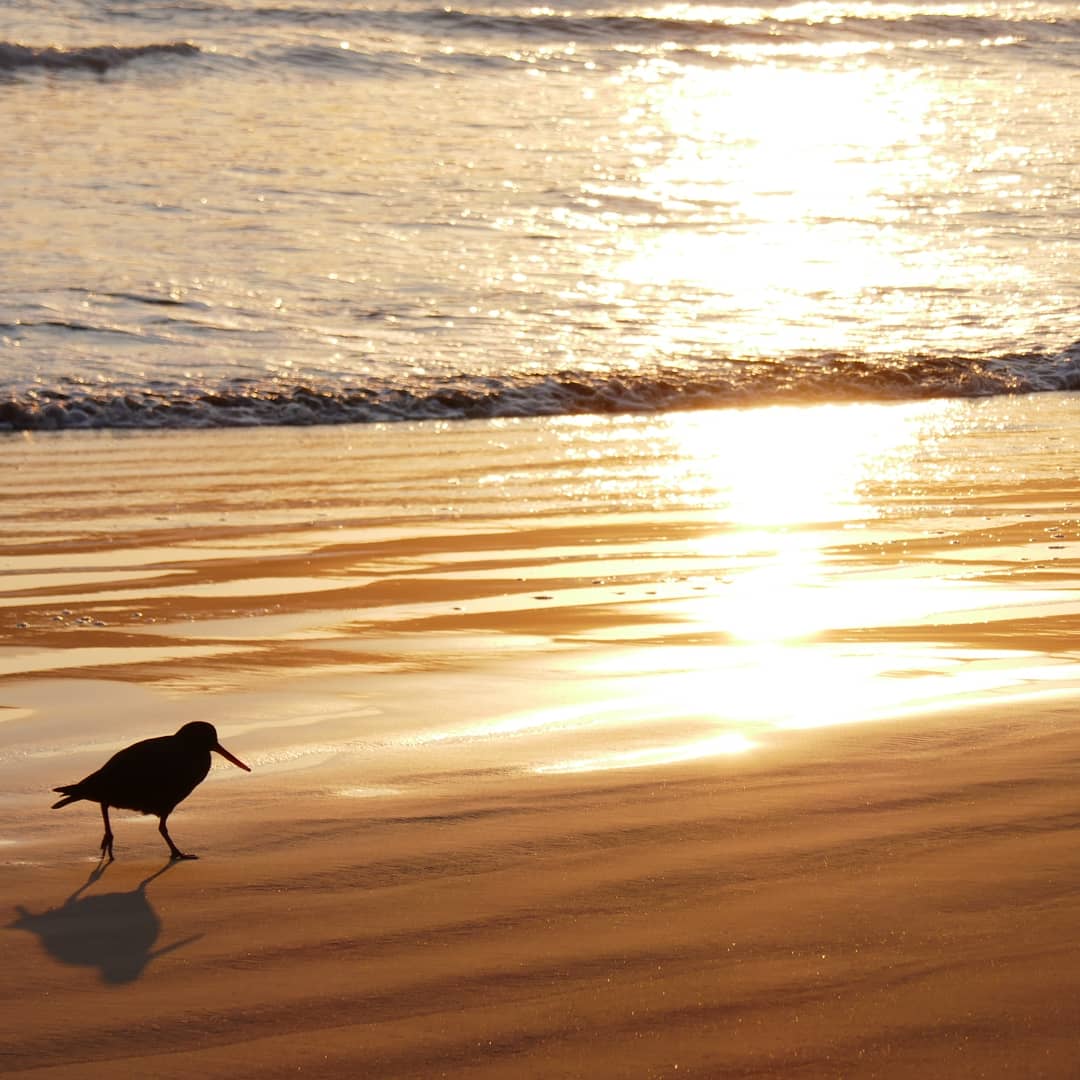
175,721,251,771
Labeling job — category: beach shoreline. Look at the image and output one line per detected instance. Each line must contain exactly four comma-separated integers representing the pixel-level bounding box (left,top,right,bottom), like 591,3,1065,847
4,397,1080,1075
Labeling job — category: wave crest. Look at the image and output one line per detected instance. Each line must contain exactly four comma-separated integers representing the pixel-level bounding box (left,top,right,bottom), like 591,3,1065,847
3,348,1080,432
0,41,200,75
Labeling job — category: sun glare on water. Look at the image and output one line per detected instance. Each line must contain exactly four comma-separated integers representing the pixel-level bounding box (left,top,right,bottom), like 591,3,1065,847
585,42,1029,356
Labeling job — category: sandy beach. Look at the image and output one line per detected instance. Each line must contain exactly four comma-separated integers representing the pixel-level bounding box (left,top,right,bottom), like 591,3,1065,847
4,395,1080,1077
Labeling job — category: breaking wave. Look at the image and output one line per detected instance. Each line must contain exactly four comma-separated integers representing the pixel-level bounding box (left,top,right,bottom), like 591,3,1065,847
5,4,1076,82
4,347,1080,432
0,41,200,74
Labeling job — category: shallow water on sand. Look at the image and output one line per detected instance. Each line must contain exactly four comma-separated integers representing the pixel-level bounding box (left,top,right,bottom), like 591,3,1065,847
3,393,1080,858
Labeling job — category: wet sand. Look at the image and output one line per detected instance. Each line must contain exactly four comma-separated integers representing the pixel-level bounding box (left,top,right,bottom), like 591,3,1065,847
3,396,1080,1076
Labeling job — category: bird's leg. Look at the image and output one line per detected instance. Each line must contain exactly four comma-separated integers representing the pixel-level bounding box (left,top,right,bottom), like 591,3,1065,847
99,804,115,862
159,815,197,861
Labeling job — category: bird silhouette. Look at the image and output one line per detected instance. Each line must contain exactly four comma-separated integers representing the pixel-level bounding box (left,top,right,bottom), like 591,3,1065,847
51,721,251,861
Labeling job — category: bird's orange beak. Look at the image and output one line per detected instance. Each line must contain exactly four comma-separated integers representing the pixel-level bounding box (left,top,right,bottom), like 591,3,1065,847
213,742,252,771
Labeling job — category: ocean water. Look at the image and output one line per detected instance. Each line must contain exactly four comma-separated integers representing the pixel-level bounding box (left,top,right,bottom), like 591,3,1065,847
2,0,1079,430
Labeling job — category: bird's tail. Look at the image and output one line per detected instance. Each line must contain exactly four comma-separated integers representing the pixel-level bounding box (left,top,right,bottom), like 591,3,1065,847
51,786,81,809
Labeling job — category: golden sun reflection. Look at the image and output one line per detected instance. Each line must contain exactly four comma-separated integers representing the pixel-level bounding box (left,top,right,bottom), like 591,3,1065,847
642,63,934,221
529,400,1047,777
660,401,947,642
665,401,937,643
527,637,1080,776
535,731,756,774
669,402,918,528
605,60,965,353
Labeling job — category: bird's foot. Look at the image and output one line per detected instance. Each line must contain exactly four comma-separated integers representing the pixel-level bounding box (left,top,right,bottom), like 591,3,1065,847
170,851,199,861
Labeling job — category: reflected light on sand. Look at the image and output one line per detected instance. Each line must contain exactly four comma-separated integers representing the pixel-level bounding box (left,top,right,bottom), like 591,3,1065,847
668,401,937,530
333,786,404,799
414,701,603,744
536,732,756,774
720,551,829,643
662,401,953,643
515,401,1007,774
540,640,1080,776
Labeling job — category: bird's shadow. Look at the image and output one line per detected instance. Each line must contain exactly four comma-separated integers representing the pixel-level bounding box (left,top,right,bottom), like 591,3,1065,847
9,861,202,985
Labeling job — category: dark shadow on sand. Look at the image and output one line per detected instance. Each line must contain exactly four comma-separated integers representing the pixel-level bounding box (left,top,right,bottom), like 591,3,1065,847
9,861,202,984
